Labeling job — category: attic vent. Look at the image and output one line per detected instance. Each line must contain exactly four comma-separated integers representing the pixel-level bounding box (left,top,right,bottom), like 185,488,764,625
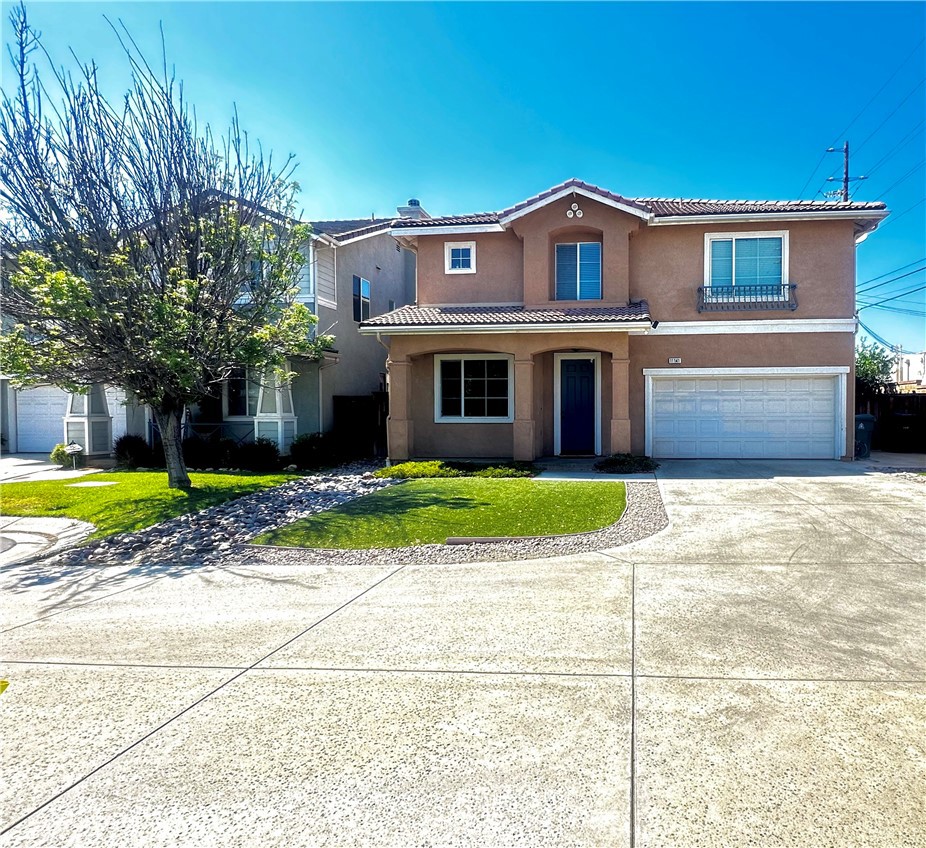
566,202,584,219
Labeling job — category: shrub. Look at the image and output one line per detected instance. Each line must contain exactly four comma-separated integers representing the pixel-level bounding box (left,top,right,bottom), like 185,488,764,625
113,434,152,469
237,437,280,472
593,453,659,474
182,435,239,469
288,432,341,470
374,460,536,479
49,443,69,466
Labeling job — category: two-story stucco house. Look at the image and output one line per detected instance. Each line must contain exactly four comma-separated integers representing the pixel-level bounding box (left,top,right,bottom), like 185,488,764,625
360,179,888,461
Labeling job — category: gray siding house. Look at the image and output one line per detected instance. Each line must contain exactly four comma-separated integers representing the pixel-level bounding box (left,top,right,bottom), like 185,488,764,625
1,201,422,457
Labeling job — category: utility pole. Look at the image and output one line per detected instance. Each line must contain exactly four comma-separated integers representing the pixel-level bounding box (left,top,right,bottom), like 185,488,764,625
825,141,866,200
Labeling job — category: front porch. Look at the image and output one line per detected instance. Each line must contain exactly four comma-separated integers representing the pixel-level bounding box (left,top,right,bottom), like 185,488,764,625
384,331,635,462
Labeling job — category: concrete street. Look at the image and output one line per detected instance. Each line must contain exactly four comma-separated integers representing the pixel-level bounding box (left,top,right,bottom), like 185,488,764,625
1,459,924,847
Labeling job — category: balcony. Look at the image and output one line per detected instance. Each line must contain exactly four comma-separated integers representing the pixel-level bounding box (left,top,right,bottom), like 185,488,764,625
697,284,798,313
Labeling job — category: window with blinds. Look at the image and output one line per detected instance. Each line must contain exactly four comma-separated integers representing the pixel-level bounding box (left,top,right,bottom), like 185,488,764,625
555,242,602,300
708,236,784,289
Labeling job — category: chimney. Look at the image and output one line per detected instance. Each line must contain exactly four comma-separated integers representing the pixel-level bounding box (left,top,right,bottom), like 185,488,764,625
397,198,430,220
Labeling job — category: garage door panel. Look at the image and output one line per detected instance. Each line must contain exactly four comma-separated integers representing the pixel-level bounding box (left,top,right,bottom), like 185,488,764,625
650,374,839,459
16,386,68,453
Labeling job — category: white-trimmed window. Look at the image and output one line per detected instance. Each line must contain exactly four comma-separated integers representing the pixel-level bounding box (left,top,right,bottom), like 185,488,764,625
704,231,789,299
555,242,602,300
444,241,476,274
224,368,259,418
434,354,513,423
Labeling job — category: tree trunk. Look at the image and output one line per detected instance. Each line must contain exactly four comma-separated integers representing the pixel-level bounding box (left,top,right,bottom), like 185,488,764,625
153,404,191,489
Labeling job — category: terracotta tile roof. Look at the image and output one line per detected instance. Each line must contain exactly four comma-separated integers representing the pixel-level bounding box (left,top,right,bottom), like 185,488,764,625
362,302,651,329
634,198,887,216
499,178,651,218
391,213,499,229
390,178,888,229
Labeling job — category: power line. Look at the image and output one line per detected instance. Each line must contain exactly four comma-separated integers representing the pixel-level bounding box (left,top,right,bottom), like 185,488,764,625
875,198,925,230
856,265,926,295
863,118,925,178
858,258,926,286
878,160,925,198
797,36,925,198
858,283,926,310
858,319,922,354
854,77,926,155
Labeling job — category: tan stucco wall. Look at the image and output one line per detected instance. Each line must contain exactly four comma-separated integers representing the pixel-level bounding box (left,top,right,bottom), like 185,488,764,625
384,329,855,460
388,332,630,459
511,198,637,306
411,199,858,325
629,219,857,321
415,231,524,305
628,332,855,457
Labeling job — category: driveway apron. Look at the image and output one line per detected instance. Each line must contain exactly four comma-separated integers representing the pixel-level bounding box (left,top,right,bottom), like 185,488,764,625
1,459,923,847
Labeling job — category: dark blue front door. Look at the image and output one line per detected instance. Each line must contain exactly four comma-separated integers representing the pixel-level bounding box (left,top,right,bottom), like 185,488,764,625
560,359,595,454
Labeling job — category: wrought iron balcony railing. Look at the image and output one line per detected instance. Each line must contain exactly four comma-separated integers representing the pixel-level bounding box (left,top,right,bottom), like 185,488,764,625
697,284,798,313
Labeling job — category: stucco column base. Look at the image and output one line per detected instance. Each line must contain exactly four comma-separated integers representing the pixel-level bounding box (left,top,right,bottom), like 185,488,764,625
388,419,412,462
610,418,631,454
513,420,536,461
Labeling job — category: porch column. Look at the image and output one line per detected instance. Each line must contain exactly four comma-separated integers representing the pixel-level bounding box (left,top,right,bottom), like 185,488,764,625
386,356,412,461
610,357,631,454
513,356,535,461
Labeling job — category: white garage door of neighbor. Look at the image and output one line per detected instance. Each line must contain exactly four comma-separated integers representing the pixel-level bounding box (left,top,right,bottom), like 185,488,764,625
16,386,68,453
650,374,840,459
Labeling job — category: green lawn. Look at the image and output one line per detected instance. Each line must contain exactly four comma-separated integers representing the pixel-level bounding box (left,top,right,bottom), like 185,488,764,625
0,471,297,539
255,478,626,549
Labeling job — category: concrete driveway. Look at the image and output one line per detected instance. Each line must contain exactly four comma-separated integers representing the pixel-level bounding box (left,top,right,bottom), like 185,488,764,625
1,460,923,847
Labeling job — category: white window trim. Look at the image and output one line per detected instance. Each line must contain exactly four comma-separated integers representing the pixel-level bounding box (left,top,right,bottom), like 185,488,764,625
223,368,259,420
703,230,790,301
553,352,602,456
444,241,476,275
642,366,848,460
433,353,514,424
555,241,602,301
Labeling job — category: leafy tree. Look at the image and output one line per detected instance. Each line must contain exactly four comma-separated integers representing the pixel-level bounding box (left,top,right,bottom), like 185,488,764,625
0,5,331,488
855,336,896,397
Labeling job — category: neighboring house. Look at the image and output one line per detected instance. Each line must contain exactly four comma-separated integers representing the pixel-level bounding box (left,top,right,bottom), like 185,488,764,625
361,179,888,461
1,202,419,456
895,351,926,393
0,381,145,456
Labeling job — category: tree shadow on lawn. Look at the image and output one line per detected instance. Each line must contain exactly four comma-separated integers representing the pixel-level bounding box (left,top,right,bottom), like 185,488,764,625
258,486,497,549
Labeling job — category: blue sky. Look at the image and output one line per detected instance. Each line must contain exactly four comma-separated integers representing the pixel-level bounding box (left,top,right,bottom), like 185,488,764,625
3,1,925,351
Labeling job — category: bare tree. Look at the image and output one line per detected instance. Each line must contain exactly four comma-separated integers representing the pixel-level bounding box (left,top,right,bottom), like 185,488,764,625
0,4,330,488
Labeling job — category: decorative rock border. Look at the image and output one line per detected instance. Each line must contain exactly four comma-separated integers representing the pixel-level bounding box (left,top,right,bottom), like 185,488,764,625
244,480,668,567
27,467,668,570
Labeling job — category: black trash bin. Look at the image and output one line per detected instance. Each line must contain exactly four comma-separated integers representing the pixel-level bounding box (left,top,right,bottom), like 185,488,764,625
854,414,876,459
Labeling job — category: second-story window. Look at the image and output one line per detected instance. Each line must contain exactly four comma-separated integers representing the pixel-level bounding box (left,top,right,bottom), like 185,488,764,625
445,241,476,274
353,275,371,322
706,232,786,293
555,242,601,300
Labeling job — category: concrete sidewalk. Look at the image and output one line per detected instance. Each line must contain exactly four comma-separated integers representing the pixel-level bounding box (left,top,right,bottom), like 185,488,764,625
0,459,923,846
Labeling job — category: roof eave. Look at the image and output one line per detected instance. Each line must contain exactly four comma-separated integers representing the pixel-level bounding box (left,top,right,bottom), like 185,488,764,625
388,223,505,237
359,319,653,336
499,185,652,225
648,209,890,226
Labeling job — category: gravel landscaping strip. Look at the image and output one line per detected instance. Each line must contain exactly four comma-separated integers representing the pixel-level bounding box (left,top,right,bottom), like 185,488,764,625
245,479,668,566
31,466,667,569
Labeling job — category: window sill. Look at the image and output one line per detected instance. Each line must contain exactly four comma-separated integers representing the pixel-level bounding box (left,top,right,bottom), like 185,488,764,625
435,416,514,424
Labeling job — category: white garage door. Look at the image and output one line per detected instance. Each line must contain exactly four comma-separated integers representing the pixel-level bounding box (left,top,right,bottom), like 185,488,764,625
649,374,840,459
16,386,68,453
